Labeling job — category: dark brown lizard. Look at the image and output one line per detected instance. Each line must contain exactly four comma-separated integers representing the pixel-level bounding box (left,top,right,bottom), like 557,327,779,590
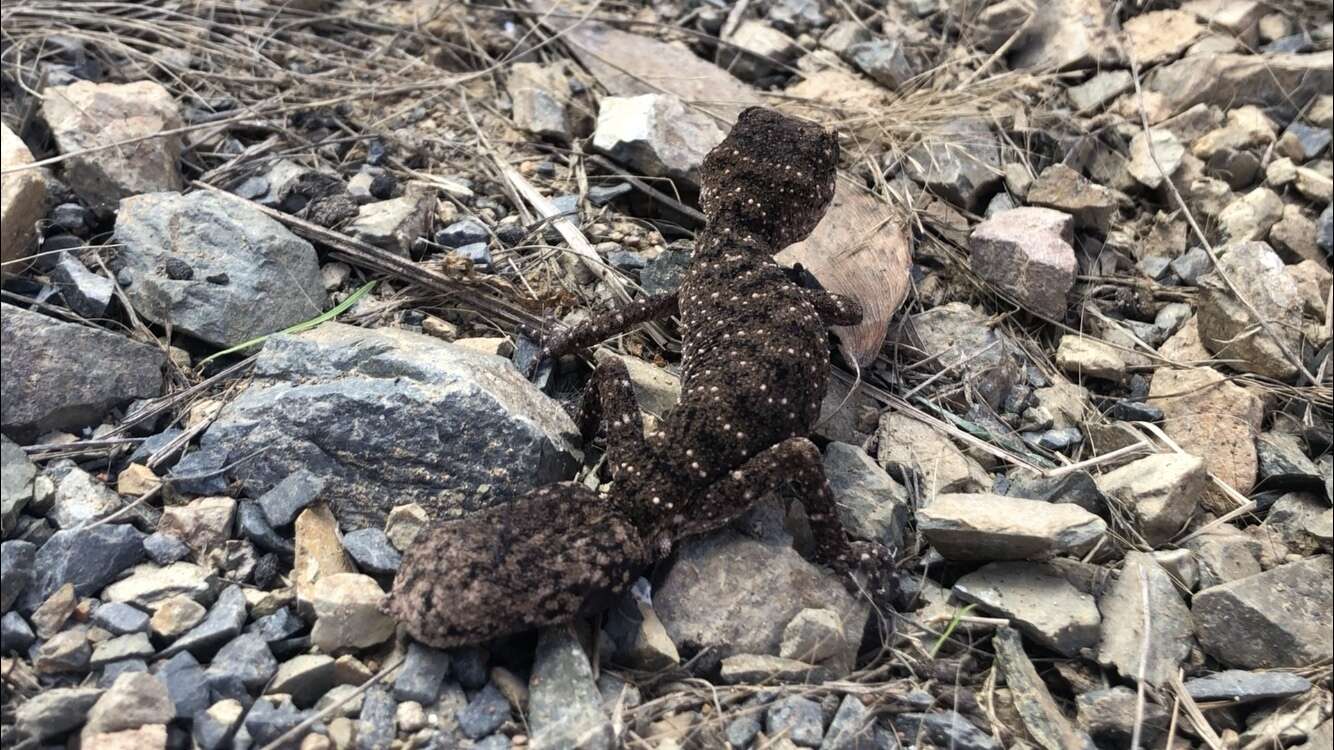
383,107,894,649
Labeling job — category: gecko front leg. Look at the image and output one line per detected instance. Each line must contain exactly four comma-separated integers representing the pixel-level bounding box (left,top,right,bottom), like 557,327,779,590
522,292,680,376
802,289,864,327
574,356,648,471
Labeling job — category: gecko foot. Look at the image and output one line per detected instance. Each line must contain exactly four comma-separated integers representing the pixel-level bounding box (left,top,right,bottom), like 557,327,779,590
836,540,897,614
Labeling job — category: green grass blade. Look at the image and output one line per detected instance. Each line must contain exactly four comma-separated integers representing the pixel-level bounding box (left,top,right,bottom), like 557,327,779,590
929,603,975,658
196,280,377,367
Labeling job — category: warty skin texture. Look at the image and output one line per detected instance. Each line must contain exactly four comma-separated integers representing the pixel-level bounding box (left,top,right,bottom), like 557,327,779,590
384,107,893,648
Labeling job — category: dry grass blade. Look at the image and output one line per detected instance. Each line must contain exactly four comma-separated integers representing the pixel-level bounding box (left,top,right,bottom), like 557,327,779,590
1167,672,1226,750
497,158,674,348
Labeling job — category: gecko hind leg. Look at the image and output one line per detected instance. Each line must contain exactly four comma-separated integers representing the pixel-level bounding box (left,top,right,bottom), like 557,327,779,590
672,437,896,608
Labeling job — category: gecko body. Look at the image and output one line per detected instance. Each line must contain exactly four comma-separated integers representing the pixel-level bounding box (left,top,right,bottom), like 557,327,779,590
384,108,891,648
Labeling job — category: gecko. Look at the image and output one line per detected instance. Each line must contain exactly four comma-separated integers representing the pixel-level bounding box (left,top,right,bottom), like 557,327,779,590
383,107,895,649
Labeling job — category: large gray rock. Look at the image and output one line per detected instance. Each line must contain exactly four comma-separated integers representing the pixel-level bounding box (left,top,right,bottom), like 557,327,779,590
1,122,48,267
195,322,580,530
16,524,145,613
592,94,725,188
528,628,614,750
1096,552,1193,688
1,435,36,536
1193,555,1332,669
113,191,326,348
40,80,182,212
1146,52,1332,118
969,208,1076,319
1096,454,1204,547
952,562,1100,657
918,493,1105,561
823,442,909,550
1,303,164,440
1197,241,1303,380
14,686,103,742
904,119,1001,211
1007,0,1120,71
654,531,867,676
885,302,1022,410
506,62,573,142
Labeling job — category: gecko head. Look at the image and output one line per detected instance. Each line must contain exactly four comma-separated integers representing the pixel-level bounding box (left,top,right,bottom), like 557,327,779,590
700,106,839,249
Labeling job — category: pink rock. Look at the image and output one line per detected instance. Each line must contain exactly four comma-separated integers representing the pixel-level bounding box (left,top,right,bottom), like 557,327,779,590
969,208,1077,319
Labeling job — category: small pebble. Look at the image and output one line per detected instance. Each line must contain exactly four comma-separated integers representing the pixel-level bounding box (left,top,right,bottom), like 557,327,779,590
457,683,511,739
143,532,191,565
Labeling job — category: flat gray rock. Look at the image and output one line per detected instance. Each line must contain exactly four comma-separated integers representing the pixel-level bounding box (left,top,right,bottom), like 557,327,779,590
904,118,1001,211
0,540,35,613
823,441,909,550
1,436,36,536
1076,686,1168,749
918,493,1106,561
1096,552,1193,688
1145,52,1331,119
894,711,1000,750
195,322,580,530
1,303,163,440
528,627,613,750
1183,670,1312,704
14,686,103,742
992,627,1095,750
1193,555,1332,669
16,524,145,613
952,561,1100,657
113,191,326,348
